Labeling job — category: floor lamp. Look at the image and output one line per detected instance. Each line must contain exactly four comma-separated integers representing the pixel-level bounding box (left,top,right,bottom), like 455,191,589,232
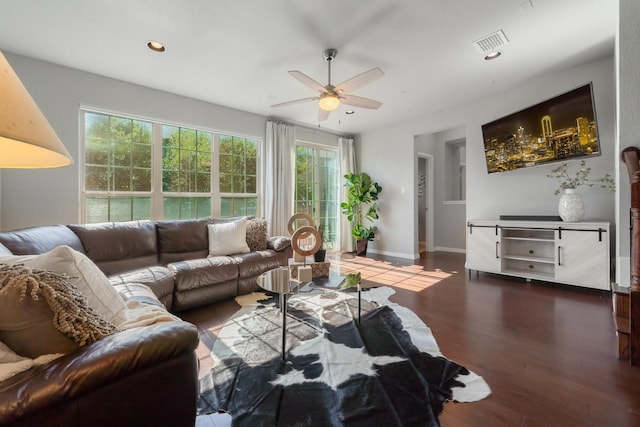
0,50,73,168
0,50,72,230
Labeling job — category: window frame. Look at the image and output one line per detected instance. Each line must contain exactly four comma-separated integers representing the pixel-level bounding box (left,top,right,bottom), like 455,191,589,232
80,108,262,222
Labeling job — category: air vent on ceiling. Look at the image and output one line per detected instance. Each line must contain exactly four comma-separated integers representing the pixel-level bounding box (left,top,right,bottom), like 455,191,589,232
472,30,509,54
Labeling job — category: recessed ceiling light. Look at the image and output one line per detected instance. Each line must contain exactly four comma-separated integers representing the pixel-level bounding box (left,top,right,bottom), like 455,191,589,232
147,40,166,52
346,110,355,115
484,51,502,60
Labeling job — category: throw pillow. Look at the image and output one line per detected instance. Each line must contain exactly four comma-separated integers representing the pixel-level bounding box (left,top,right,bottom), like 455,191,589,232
269,236,292,251
210,215,255,224
0,264,117,358
208,218,251,256
6,245,128,325
246,218,269,251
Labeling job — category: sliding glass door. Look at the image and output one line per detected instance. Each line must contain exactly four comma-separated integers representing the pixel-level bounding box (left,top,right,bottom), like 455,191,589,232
294,144,339,250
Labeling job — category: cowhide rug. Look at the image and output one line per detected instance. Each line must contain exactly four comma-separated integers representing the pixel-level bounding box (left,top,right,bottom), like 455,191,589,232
197,286,490,426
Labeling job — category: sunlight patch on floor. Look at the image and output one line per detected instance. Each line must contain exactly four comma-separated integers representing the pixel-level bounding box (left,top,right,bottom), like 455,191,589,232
417,269,452,279
330,254,455,293
394,275,448,292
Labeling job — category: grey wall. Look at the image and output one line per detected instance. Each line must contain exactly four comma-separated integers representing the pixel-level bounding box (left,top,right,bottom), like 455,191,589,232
2,50,622,269
616,0,640,287
1,52,340,231
2,52,267,230
359,55,615,260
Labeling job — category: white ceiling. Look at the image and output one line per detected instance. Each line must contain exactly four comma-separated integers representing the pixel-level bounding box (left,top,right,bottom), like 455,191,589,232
0,0,616,135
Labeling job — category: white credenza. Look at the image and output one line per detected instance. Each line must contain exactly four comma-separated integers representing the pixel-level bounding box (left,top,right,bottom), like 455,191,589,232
466,219,610,290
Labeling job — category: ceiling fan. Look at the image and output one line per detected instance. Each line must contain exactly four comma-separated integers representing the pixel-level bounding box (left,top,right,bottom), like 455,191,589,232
271,49,384,122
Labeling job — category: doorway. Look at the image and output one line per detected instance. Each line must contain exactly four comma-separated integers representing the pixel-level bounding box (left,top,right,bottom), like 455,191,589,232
417,153,434,254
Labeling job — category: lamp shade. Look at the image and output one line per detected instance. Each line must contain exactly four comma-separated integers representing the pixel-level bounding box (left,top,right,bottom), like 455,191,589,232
0,51,73,168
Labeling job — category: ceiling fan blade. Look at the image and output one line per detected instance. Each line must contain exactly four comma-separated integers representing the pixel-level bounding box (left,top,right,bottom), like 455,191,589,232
318,108,331,122
340,94,383,109
289,71,327,92
334,68,384,93
270,96,318,108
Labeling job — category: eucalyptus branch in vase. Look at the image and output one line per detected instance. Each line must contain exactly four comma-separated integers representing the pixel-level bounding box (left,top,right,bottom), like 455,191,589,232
546,160,615,195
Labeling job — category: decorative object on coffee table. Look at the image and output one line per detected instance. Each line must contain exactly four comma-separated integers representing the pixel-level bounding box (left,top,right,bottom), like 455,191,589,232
297,265,313,282
290,226,322,257
313,248,326,262
288,259,330,279
288,213,325,269
287,212,314,236
342,272,361,290
313,223,326,262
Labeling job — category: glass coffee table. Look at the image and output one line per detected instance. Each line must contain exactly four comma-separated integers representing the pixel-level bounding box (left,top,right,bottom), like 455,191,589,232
256,267,361,360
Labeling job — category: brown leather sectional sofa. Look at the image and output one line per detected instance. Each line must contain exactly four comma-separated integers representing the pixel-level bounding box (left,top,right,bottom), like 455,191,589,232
0,217,292,426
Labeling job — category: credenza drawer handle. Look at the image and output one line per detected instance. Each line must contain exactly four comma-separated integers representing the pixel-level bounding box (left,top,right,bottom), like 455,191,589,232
558,246,562,266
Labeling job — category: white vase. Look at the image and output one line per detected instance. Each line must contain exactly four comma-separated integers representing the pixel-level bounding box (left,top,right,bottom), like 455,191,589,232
558,188,584,222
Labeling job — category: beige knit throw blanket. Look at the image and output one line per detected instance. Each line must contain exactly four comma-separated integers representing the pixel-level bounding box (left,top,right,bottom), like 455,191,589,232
0,263,118,346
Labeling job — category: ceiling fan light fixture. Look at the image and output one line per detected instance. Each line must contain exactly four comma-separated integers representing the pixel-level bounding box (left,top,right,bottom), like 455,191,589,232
318,93,340,111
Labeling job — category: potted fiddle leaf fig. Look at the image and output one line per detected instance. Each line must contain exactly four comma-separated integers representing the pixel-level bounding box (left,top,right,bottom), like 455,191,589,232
340,172,383,256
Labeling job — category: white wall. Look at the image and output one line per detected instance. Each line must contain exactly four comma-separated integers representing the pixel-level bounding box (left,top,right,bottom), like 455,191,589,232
1,53,338,230
616,0,640,287
359,55,616,260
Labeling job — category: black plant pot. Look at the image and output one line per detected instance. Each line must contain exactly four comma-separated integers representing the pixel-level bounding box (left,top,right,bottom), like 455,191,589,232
355,240,368,257
314,249,326,262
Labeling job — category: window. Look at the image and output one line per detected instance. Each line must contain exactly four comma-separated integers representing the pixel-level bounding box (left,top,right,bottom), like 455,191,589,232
219,135,258,217
84,113,153,222
294,144,339,250
162,125,212,219
82,110,259,223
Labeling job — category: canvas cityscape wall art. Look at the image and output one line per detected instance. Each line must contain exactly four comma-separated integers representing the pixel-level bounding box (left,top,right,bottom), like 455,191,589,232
481,83,600,174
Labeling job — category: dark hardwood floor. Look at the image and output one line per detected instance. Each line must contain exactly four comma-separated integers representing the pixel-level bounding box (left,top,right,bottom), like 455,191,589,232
181,251,640,427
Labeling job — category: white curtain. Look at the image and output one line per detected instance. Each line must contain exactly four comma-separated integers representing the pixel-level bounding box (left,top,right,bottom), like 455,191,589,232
264,120,295,236
339,137,356,252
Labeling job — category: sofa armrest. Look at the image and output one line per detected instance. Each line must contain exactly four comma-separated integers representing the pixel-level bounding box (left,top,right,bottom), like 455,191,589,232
0,321,199,424
268,236,291,252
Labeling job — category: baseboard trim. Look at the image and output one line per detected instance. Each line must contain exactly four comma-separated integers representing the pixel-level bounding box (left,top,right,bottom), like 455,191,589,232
617,256,630,288
367,247,466,258
367,249,419,260
434,246,466,254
